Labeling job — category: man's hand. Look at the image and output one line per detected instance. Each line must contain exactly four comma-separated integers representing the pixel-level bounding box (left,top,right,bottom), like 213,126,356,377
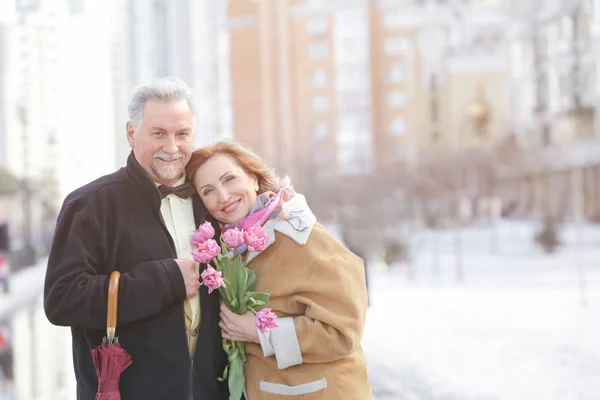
175,259,200,299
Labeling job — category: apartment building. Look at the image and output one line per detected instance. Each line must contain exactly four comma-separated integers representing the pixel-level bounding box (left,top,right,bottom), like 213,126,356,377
497,0,600,220
115,0,232,165
228,0,373,181
228,0,510,186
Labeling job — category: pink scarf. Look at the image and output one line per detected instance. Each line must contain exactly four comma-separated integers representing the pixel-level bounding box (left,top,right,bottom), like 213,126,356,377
221,189,286,254
223,189,285,232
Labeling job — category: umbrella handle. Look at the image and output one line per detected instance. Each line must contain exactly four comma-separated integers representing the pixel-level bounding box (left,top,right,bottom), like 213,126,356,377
107,270,121,342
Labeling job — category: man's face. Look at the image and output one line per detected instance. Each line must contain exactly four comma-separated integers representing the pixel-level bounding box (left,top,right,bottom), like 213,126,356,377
126,99,195,186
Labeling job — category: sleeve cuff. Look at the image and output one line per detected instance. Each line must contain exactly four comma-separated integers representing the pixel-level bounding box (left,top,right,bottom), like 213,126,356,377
159,258,187,302
258,327,275,357
270,317,303,370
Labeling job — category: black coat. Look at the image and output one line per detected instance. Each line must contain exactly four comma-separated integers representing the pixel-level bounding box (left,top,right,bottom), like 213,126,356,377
44,153,228,400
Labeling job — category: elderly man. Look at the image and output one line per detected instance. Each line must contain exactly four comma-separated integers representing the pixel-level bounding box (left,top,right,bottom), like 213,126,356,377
44,78,228,399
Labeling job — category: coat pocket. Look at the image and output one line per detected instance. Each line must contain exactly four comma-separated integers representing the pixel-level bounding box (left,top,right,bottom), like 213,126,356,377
260,378,327,399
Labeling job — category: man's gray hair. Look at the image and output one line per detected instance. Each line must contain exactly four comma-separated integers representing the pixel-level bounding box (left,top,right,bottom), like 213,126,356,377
128,77,196,126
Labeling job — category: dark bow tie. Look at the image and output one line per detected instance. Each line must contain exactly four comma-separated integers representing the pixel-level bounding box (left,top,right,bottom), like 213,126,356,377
157,183,195,199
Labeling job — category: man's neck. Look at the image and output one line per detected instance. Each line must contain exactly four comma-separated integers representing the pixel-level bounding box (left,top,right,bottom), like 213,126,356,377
154,175,186,188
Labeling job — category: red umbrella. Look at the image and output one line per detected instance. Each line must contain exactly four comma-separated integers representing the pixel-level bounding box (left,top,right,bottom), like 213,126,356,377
92,271,132,400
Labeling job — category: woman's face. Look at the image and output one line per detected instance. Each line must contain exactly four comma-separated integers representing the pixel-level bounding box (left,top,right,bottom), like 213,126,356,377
193,153,259,224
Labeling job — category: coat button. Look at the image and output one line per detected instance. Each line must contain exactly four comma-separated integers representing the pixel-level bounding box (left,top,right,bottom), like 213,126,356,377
191,329,198,337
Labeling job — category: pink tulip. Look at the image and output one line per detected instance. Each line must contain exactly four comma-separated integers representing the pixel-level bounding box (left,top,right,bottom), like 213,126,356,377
244,225,269,252
190,221,215,246
200,265,226,294
255,308,278,333
191,239,220,264
222,228,245,249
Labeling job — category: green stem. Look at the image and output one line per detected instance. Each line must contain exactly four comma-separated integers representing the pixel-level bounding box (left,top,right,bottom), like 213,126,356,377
220,278,235,301
237,341,247,362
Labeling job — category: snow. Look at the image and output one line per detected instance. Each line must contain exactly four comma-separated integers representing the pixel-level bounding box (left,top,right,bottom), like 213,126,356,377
364,221,600,400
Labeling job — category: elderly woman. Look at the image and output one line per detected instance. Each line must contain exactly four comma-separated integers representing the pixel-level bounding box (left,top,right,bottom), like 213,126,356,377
185,141,372,400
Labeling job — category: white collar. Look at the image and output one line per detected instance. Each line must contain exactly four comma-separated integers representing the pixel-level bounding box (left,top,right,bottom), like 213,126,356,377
246,194,317,263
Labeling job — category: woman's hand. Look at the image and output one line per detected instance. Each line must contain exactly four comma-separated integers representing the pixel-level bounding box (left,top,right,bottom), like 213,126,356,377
219,303,260,344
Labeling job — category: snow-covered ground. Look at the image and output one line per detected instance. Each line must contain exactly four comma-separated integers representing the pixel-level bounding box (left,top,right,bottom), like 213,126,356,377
2,221,600,399
364,221,600,400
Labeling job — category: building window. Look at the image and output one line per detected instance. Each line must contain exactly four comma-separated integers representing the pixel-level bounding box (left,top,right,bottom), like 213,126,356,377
390,117,408,136
559,72,574,110
67,0,85,14
388,91,407,108
312,147,330,166
228,15,259,30
310,69,327,87
312,123,329,140
334,8,367,37
384,12,403,30
337,144,373,175
391,142,410,162
16,0,41,13
337,94,370,114
384,37,410,56
339,115,369,133
307,17,328,36
559,15,574,41
309,43,328,60
414,0,447,4
388,64,405,83
542,123,552,146
311,96,329,112
336,64,367,90
338,38,367,61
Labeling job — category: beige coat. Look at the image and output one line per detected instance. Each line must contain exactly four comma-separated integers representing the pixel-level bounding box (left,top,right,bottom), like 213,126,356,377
244,213,372,399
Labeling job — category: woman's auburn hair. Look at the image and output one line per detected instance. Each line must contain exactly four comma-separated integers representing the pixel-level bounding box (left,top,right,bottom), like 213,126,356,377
185,140,281,194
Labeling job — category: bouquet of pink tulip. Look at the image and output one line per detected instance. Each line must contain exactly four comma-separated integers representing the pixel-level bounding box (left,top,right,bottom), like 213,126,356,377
190,221,278,400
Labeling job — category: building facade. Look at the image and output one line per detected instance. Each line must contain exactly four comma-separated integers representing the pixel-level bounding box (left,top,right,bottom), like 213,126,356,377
227,0,511,220
373,0,509,164
499,0,600,221
509,0,597,147
0,0,119,263
113,0,233,166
